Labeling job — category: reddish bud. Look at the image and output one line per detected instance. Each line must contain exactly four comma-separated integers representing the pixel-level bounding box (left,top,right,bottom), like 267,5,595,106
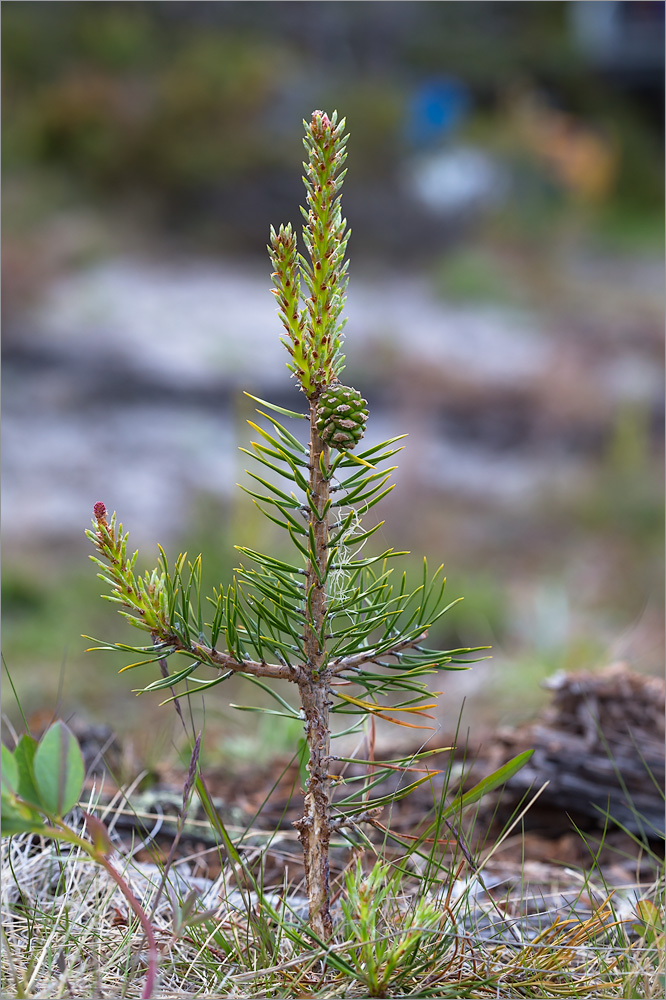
93,502,107,524
311,110,331,137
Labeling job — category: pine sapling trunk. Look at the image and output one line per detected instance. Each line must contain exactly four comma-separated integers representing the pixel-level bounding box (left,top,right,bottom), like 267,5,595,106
294,400,333,938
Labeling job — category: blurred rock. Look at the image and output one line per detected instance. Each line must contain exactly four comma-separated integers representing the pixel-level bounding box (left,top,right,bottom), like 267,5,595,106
3,254,662,549
403,145,508,215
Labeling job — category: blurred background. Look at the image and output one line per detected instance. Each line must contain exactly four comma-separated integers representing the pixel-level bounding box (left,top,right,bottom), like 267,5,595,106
3,1,664,769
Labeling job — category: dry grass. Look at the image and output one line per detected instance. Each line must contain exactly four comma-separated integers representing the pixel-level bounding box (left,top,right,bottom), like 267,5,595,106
2,784,663,1000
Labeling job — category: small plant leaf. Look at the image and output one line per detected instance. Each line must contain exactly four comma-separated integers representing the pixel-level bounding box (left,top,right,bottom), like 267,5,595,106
33,721,85,817
82,811,113,856
13,733,42,807
1,795,46,836
1,743,19,796
633,899,665,943
1,741,47,836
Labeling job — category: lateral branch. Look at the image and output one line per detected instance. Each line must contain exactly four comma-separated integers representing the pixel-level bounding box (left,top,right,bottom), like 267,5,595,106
169,636,300,682
329,633,428,676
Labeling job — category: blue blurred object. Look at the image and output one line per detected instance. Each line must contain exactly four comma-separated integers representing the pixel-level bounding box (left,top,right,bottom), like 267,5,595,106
407,77,472,147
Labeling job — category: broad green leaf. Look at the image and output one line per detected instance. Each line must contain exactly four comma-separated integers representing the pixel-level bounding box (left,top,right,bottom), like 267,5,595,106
33,721,85,817
1,795,46,836
1,740,45,837
1,743,18,796
14,734,41,808
443,750,535,818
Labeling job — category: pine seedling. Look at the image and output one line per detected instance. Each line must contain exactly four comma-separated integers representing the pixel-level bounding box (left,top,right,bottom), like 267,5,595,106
85,110,521,940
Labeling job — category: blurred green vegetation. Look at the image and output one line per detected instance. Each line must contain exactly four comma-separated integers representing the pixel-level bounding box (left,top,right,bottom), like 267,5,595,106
2,2,402,251
431,247,523,305
2,2,662,254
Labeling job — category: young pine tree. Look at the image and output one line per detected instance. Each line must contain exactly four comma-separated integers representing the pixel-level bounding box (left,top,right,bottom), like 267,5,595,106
86,110,488,939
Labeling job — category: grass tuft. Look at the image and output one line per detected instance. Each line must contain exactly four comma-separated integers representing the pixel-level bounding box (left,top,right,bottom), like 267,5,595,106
2,783,662,998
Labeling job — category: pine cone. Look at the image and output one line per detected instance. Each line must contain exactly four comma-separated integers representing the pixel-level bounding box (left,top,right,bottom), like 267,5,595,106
315,384,368,451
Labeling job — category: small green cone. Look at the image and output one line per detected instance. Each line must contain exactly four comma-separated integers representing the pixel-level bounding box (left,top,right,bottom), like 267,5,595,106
316,384,369,451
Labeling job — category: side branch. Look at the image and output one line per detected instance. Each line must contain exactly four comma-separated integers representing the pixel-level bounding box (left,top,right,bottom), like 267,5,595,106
171,636,300,682
329,633,428,676
330,808,384,831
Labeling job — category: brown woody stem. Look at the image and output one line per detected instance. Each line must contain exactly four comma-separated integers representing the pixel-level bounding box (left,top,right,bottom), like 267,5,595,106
329,633,428,676
152,637,299,682
293,397,333,939
176,640,298,681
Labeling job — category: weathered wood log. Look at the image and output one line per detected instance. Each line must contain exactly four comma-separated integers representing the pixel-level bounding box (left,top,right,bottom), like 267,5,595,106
490,664,665,837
